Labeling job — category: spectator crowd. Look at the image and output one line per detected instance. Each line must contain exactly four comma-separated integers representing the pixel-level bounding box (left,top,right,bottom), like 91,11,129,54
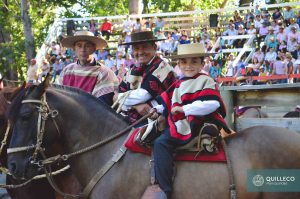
27,5,300,86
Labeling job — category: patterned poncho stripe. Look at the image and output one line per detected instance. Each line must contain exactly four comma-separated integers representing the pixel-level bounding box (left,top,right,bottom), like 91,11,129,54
59,61,119,98
119,56,175,123
159,73,230,142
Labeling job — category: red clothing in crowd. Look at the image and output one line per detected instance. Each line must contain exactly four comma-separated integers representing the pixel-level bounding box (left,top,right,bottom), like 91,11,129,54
100,21,112,32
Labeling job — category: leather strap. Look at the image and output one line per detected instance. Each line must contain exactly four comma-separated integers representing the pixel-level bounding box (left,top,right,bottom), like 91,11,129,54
82,146,127,197
82,128,136,198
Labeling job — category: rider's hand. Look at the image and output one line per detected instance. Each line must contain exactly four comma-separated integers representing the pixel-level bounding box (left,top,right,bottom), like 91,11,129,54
157,115,166,131
171,106,184,115
150,112,159,120
133,103,152,116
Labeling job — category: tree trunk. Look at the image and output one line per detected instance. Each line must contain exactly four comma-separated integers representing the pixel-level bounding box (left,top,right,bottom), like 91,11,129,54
128,0,143,15
220,0,229,8
21,0,35,64
0,1,17,80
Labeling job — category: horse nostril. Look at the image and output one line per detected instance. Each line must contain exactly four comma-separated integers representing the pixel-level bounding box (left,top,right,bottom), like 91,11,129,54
9,162,17,174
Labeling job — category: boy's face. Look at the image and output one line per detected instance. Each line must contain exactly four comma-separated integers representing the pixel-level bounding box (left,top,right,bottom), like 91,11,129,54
74,40,96,63
178,57,203,77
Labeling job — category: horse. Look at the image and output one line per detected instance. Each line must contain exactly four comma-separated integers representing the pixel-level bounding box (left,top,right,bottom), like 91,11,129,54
5,80,300,199
283,108,300,118
237,107,268,118
0,84,82,199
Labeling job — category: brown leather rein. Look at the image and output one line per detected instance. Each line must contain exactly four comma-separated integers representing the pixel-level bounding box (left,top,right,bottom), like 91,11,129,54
6,93,154,198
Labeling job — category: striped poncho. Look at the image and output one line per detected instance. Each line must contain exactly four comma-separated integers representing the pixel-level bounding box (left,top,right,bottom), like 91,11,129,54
59,61,119,98
159,73,230,143
119,56,175,123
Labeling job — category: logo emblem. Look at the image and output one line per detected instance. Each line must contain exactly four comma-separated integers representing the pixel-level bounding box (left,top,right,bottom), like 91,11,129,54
252,175,264,187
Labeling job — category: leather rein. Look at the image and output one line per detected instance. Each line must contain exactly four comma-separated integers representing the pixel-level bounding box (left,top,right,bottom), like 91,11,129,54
6,93,154,198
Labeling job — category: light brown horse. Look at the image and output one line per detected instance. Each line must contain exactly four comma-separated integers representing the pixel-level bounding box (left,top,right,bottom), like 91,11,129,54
0,84,82,199
238,107,268,118
6,82,300,199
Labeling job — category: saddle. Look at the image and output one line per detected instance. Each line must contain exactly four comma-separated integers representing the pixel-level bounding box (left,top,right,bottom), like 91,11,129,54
134,118,221,154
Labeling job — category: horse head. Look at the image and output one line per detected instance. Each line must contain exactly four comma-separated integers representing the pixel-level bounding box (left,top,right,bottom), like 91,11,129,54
7,75,60,180
0,82,26,166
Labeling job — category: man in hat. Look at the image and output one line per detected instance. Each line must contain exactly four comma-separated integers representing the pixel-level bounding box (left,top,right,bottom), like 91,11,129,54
59,30,119,106
100,18,112,40
141,43,230,199
277,26,287,44
283,6,295,26
223,24,237,47
287,26,299,58
264,26,277,48
257,65,268,84
26,58,38,84
258,21,269,47
118,31,175,124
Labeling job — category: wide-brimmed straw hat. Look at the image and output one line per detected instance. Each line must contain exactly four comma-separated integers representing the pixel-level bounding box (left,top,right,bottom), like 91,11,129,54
171,43,216,59
246,64,254,68
121,31,165,45
61,31,107,50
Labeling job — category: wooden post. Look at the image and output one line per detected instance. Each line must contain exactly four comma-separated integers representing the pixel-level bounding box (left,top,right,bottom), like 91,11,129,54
129,0,143,15
220,88,235,130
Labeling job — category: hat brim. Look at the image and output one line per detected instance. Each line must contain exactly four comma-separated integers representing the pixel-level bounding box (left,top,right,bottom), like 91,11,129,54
171,53,216,59
236,76,247,82
120,38,165,45
61,36,107,50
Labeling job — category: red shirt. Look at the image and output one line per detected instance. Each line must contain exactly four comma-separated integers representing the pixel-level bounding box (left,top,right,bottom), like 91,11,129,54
100,22,112,31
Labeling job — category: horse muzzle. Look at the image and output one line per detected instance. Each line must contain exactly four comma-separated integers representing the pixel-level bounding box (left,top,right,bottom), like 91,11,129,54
8,156,40,180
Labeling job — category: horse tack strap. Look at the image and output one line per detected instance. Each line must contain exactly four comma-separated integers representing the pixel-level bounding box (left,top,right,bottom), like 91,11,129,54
82,128,136,197
222,139,238,199
0,122,11,156
82,145,128,197
7,145,35,154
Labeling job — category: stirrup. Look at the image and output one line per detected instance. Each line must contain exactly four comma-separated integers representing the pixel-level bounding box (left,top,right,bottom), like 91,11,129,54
200,123,219,137
141,185,168,199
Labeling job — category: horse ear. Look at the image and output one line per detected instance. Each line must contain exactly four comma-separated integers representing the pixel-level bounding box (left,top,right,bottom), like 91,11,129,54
36,71,52,95
1,82,26,103
10,82,26,99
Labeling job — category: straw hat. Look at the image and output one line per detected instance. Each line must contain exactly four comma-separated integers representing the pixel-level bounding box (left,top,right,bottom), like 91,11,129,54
61,31,107,50
246,64,254,68
170,43,216,59
236,76,247,82
121,31,165,45
286,53,293,59
290,26,297,30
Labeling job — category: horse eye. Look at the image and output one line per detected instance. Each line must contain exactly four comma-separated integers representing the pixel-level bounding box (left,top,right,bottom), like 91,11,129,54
20,112,32,119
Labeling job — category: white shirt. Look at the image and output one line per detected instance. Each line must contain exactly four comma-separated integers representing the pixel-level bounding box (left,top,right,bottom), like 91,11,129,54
123,19,132,33
264,52,277,63
154,100,220,116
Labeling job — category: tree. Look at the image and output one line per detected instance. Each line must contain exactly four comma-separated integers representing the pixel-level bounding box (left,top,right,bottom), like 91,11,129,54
21,0,35,64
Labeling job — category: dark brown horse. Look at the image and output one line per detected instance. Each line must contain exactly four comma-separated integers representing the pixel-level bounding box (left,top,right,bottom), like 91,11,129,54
5,82,300,199
283,108,300,118
0,85,81,199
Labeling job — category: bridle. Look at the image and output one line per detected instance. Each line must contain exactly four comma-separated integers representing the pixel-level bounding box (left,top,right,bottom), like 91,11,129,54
7,93,59,166
5,92,155,198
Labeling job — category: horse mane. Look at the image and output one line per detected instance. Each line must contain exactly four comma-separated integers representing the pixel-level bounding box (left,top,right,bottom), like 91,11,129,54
7,84,128,124
50,84,128,123
0,94,8,119
7,86,37,124
0,86,20,118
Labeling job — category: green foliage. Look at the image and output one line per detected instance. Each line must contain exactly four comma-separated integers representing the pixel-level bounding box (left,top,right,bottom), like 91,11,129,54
0,0,297,80
143,0,224,13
